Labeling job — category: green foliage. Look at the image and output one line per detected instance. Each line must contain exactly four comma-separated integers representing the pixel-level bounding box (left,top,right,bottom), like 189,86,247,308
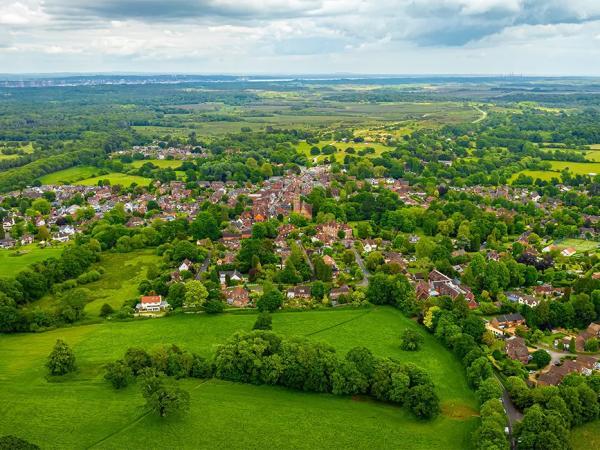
99,303,114,318
0,435,40,450
399,329,424,351
531,349,551,369
257,289,284,313
46,339,76,376
253,312,273,330
104,360,133,389
139,368,190,418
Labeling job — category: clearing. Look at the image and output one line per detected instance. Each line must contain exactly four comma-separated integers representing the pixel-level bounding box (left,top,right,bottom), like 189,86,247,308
0,244,64,277
39,166,100,185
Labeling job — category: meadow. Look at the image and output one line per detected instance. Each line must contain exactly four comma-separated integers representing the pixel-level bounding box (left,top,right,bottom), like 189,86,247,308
0,307,479,449
38,166,100,185
554,238,599,253
31,250,162,315
0,244,64,277
296,140,393,163
571,421,600,449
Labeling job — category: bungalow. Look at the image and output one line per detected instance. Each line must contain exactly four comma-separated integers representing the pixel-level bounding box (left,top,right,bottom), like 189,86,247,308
224,286,250,307
505,336,530,364
287,285,312,299
136,295,170,313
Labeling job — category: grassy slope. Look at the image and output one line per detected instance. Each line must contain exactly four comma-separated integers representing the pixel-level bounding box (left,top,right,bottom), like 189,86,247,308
571,421,600,449
0,245,64,277
31,250,161,315
0,307,478,449
39,166,100,185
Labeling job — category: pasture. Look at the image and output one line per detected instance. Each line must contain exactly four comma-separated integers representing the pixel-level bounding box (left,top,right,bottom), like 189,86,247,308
548,161,600,176
0,244,64,277
296,140,393,163
38,166,100,185
76,173,152,187
0,307,479,449
571,421,600,450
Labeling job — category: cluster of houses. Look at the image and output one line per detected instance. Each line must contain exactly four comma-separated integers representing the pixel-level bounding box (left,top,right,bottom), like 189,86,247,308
115,144,200,160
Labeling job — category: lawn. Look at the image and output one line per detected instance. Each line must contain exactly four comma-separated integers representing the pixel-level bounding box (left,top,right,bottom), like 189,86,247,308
76,173,152,187
0,244,64,277
0,307,479,449
129,159,185,169
38,166,100,185
554,238,599,253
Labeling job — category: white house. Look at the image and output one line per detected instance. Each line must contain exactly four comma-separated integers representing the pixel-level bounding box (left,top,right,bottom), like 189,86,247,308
136,295,170,313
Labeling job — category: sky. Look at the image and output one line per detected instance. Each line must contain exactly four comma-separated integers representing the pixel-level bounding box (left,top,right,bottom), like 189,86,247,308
1,0,600,75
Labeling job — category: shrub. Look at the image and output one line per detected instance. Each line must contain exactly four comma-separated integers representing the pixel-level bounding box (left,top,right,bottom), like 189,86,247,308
253,312,272,330
104,360,133,389
204,299,225,314
100,303,114,318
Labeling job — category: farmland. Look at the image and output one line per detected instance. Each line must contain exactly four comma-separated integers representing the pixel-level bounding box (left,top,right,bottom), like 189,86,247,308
0,244,64,277
0,307,478,449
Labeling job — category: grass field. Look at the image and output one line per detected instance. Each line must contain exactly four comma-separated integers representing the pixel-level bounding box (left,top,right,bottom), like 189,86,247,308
38,166,100,185
32,250,162,315
510,170,561,183
0,307,479,449
548,161,600,175
129,159,184,169
0,244,64,277
76,173,152,187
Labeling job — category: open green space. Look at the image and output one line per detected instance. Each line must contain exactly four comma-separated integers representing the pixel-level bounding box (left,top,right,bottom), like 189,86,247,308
296,140,393,163
129,159,184,169
0,244,64,277
510,170,561,183
38,166,100,185
32,250,162,315
548,160,600,175
0,307,478,449
76,173,152,187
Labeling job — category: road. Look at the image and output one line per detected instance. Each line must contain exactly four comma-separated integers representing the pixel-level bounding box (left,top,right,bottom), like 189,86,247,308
495,374,523,450
352,248,370,287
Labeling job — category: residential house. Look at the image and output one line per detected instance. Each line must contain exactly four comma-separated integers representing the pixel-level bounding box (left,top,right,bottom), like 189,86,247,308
561,247,577,257
506,291,540,308
179,259,193,272
287,285,311,299
576,323,600,352
136,295,170,313
505,336,530,364
224,286,250,307
538,356,598,386
330,285,351,303
219,270,243,285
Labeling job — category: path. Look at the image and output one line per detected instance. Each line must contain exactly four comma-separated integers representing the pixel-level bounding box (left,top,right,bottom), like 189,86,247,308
472,105,487,124
352,248,370,287
495,373,523,450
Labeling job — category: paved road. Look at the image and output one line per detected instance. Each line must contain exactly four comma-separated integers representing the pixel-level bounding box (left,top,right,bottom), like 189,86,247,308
352,248,370,287
495,374,523,450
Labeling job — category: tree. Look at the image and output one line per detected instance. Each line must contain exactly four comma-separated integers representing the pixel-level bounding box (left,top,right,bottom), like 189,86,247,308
311,281,326,300
190,212,220,241
104,360,133,389
399,329,424,351
585,338,599,352
139,368,190,418
477,378,503,404
167,282,186,309
184,280,208,308
205,299,225,314
406,384,440,419
257,289,284,312
466,357,493,389
531,349,551,369
46,339,76,376
253,312,272,330
99,303,114,318
124,347,152,375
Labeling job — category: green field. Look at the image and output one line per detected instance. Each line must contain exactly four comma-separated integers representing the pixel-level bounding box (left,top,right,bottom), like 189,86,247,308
510,170,561,183
549,160,600,175
0,244,64,277
76,173,152,187
39,166,100,185
0,307,479,449
129,159,184,169
32,250,162,315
